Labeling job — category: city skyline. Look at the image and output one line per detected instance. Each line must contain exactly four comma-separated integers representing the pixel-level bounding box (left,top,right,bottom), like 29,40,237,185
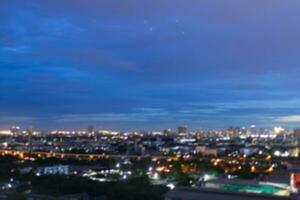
1,1,300,130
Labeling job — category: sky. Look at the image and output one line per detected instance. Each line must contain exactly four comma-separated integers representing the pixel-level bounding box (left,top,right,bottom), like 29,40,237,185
1,0,300,131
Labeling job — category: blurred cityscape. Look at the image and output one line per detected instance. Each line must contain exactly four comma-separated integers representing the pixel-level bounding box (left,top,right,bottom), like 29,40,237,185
0,125,300,200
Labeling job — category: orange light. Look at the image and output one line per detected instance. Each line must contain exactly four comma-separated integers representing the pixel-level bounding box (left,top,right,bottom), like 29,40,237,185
251,166,256,173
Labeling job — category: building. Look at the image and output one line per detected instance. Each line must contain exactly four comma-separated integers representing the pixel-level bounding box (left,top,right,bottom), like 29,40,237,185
0,130,12,136
36,165,69,176
196,146,218,156
163,129,172,135
288,165,300,193
164,187,297,200
204,178,291,196
177,126,188,135
294,129,300,145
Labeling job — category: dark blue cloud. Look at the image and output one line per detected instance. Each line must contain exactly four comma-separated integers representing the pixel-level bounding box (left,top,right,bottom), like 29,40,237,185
1,0,300,130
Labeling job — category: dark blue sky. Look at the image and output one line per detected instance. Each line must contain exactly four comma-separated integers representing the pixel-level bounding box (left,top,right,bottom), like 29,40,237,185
1,0,300,130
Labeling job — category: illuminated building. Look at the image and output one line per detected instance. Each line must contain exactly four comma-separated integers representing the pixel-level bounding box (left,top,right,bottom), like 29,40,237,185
0,130,12,136
196,146,218,156
164,187,291,200
36,165,69,176
289,165,300,193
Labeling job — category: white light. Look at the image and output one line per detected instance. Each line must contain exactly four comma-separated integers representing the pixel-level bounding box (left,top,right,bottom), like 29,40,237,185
274,150,281,157
281,151,289,157
274,127,284,134
153,173,159,180
167,183,175,190
203,174,214,181
203,174,209,181
0,130,12,136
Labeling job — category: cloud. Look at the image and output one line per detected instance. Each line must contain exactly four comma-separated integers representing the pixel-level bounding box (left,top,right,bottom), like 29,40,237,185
276,115,300,123
1,0,300,129
57,109,169,123
0,115,36,122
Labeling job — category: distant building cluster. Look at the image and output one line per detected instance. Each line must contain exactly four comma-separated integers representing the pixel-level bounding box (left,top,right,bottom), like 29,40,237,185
1,125,300,199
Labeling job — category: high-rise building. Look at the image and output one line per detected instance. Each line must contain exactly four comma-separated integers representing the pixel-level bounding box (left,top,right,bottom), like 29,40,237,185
294,128,300,145
10,126,20,136
87,125,94,134
26,126,34,154
227,127,240,138
177,126,187,134
163,128,172,135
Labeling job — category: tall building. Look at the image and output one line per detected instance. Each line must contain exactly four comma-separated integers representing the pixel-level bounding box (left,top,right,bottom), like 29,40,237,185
177,125,187,134
294,128,300,145
163,128,172,135
10,126,20,136
227,127,240,138
87,125,94,134
26,126,34,154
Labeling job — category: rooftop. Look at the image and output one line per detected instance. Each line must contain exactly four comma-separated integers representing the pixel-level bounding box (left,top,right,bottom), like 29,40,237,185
164,187,298,200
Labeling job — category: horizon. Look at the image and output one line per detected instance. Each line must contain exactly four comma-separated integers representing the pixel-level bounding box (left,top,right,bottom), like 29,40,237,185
0,124,296,133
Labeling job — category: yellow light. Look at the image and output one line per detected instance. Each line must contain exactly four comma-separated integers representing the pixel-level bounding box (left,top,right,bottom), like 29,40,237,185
265,155,272,160
265,166,273,173
251,166,256,173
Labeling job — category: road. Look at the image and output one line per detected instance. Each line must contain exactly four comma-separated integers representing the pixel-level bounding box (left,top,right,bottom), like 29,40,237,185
0,149,171,160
